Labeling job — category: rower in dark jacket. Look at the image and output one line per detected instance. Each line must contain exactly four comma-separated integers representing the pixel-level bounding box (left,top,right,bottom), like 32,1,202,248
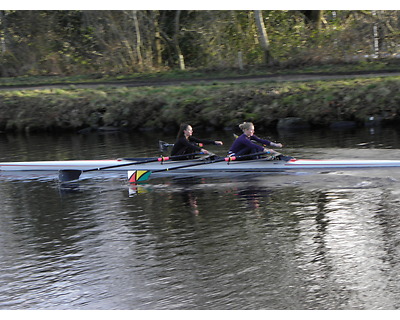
229,122,282,156
171,123,223,158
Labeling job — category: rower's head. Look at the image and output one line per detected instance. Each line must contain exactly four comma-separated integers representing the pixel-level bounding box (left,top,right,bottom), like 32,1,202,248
239,122,255,137
177,123,193,139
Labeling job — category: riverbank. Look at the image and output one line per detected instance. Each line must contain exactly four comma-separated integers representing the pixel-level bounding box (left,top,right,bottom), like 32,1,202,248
1,71,400,134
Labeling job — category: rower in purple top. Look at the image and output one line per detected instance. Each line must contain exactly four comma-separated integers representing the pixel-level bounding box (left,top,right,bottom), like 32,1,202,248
228,122,283,157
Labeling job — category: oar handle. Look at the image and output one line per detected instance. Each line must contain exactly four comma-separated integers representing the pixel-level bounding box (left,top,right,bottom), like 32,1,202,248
153,156,222,173
157,152,204,162
224,151,273,162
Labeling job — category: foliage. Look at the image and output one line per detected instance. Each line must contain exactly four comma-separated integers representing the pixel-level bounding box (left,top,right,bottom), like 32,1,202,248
1,10,400,77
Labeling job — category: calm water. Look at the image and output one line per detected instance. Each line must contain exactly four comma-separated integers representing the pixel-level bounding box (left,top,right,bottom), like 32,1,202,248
2,127,400,310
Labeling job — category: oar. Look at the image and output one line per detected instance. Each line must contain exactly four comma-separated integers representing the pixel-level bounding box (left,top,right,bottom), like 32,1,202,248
128,151,276,183
58,152,204,182
159,140,206,153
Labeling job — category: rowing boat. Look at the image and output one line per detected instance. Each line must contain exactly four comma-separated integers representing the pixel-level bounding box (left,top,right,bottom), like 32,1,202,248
2,157,400,174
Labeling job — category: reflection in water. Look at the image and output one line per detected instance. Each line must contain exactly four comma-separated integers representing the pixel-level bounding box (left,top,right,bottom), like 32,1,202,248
168,177,210,216
182,192,200,216
3,174,400,309
234,187,274,210
58,182,83,195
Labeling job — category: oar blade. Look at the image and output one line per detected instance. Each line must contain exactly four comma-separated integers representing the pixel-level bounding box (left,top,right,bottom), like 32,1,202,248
128,170,152,183
59,169,82,182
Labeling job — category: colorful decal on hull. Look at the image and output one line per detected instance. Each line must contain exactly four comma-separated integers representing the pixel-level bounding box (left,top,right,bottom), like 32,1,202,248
128,170,151,183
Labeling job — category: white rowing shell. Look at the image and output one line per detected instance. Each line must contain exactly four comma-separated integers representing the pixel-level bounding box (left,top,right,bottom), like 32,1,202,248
2,158,400,172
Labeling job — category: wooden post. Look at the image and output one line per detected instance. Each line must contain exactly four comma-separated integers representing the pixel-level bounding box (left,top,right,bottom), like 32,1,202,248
238,51,243,70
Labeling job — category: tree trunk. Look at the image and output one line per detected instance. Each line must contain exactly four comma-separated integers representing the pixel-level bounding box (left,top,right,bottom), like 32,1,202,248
151,11,163,67
0,11,6,54
174,10,185,70
254,10,273,65
372,10,380,58
132,10,143,68
301,10,323,30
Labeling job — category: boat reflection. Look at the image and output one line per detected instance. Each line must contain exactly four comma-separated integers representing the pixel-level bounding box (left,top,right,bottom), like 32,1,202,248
168,177,205,216
58,182,83,195
129,176,276,218
128,183,151,197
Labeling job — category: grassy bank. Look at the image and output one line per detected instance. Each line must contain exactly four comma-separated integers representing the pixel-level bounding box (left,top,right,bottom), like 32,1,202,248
1,75,400,133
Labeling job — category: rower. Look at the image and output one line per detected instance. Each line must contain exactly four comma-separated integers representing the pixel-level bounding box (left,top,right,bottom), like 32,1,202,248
228,122,283,159
170,123,223,160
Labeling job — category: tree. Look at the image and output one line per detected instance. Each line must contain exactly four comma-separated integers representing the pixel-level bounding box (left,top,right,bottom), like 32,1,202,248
300,10,323,30
158,10,186,70
1,10,400,77
254,10,273,65
0,11,6,54
132,10,143,68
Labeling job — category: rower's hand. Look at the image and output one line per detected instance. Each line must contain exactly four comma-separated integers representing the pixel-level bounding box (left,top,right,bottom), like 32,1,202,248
270,142,283,148
200,149,216,158
215,141,223,145
263,148,279,155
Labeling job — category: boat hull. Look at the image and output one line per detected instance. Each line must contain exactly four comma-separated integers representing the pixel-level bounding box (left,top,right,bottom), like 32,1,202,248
2,158,400,173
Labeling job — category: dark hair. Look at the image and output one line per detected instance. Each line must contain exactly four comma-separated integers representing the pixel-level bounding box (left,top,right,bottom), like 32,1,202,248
176,123,190,139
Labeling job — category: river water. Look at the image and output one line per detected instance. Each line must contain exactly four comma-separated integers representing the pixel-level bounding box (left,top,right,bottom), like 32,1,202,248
2,127,400,310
